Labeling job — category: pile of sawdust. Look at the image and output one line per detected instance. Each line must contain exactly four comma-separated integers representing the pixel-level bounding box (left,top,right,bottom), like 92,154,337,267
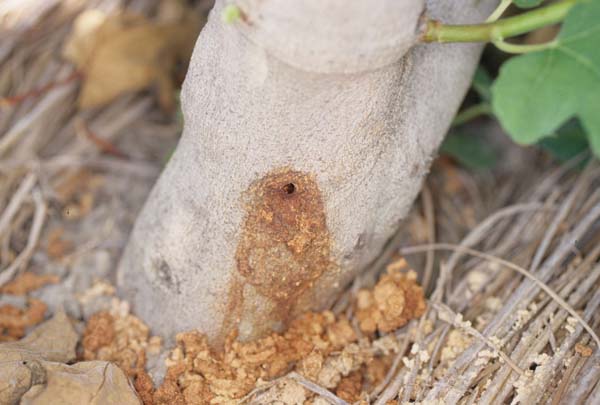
0,272,59,296
355,265,426,334
0,298,47,341
82,299,162,390
0,272,59,341
81,264,426,404
3,1,600,404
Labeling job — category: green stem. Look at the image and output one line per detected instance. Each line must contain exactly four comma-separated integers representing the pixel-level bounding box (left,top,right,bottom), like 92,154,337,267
486,0,512,23
423,0,576,43
452,103,492,126
494,39,558,53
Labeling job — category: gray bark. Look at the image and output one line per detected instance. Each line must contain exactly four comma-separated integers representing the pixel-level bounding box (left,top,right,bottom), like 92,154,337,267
117,0,496,346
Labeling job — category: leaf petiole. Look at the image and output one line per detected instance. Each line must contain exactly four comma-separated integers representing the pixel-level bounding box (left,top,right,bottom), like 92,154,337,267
493,39,558,54
452,103,492,126
422,0,576,44
486,0,513,23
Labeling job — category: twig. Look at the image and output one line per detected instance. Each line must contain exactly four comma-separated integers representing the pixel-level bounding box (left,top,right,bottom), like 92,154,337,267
369,343,404,399
561,344,600,403
75,118,130,159
0,172,36,238
528,163,591,273
468,195,600,364
434,302,525,376
444,203,544,275
551,351,585,405
421,183,436,294
0,155,160,178
401,243,600,349
0,188,47,287
238,379,280,404
373,321,418,405
402,307,436,402
369,324,415,401
288,372,349,405
0,71,80,107
238,372,349,405
424,263,452,380
479,263,600,404
0,70,75,156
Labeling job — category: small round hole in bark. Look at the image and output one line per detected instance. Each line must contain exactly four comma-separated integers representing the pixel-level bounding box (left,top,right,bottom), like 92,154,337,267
283,183,296,194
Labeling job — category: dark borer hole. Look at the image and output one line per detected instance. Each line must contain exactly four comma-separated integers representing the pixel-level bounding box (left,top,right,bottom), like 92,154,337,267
283,183,296,194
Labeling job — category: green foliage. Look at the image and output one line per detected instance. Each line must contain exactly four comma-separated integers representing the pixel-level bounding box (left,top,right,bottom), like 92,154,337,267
440,132,497,170
513,0,544,9
491,0,600,157
472,66,492,101
539,119,589,161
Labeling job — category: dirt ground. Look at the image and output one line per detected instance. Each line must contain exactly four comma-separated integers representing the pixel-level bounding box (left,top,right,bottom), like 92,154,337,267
1,0,599,404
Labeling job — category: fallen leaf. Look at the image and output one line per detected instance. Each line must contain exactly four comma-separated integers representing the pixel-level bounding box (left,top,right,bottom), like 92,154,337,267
63,8,202,110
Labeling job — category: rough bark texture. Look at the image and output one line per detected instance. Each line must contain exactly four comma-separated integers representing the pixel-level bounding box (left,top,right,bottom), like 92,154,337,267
117,0,497,345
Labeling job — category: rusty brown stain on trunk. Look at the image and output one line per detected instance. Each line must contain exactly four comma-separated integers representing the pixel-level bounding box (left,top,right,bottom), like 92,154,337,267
235,168,334,321
219,275,244,342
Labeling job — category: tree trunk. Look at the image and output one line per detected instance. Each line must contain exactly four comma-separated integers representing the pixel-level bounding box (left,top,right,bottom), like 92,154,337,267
117,0,496,346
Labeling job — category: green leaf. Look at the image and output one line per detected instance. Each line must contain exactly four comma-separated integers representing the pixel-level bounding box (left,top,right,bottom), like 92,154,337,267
539,119,589,161
513,0,544,9
440,133,497,170
491,0,600,157
472,66,493,101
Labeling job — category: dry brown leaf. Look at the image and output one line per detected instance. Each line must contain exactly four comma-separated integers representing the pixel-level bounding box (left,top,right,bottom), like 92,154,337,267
63,8,202,110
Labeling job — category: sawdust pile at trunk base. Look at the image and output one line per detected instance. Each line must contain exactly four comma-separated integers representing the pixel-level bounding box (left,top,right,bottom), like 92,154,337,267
81,263,426,404
2,0,600,403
